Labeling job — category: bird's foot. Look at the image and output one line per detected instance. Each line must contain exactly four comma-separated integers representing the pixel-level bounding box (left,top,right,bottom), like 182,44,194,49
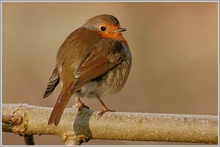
96,95,115,117
75,97,90,110
98,108,115,117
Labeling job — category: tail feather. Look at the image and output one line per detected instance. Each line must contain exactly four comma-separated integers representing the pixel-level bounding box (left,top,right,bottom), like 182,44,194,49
48,91,72,125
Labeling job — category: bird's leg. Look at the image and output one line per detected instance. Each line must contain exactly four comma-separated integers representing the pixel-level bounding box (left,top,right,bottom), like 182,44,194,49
75,97,89,110
97,96,115,116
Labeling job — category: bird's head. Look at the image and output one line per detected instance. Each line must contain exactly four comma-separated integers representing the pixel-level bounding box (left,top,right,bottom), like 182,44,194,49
83,14,127,41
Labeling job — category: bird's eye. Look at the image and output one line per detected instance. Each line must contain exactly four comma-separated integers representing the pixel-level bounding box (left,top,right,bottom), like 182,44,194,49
100,26,106,31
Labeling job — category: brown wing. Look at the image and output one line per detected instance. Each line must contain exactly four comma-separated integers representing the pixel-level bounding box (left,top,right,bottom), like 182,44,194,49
69,46,123,94
43,66,60,98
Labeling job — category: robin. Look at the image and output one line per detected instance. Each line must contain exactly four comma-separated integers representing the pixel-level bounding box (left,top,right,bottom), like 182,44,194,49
43,14,132,125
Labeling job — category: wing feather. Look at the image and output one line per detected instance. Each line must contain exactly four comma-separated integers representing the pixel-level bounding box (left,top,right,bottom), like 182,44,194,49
43,66,60,98
69,43,123,94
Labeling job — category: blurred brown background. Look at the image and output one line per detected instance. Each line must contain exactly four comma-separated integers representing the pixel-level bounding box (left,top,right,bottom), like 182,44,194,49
2,2,218,145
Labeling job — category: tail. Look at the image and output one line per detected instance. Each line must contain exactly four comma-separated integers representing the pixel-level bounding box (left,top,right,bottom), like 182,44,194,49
48,91,72,125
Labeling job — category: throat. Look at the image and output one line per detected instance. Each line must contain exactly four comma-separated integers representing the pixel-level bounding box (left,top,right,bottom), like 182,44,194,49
95,31,125,42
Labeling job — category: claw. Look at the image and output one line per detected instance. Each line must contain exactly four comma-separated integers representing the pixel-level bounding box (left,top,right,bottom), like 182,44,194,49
98,109,115,117
79,103,90,110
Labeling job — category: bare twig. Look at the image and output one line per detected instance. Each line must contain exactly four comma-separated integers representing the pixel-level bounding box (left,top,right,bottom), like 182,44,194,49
2,103,218,145
24,134,35,145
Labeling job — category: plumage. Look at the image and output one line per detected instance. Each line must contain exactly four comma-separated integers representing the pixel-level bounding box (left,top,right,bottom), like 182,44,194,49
43,66,59,98
43,14,132,125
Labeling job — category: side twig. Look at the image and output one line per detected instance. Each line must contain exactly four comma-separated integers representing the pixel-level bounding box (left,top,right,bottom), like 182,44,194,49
24,134,35,145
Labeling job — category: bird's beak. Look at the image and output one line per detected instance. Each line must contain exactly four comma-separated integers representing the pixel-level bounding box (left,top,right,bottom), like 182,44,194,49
114,27,127,32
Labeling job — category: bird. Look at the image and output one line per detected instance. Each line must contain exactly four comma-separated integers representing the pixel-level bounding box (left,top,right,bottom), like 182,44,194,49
43,14,132,125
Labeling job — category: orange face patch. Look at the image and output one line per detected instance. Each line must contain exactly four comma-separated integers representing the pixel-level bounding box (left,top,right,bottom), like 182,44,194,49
95,23,125,42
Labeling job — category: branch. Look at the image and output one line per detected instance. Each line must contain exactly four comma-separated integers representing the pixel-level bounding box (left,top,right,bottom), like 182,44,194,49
2,103,218,145
23,134,35,145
